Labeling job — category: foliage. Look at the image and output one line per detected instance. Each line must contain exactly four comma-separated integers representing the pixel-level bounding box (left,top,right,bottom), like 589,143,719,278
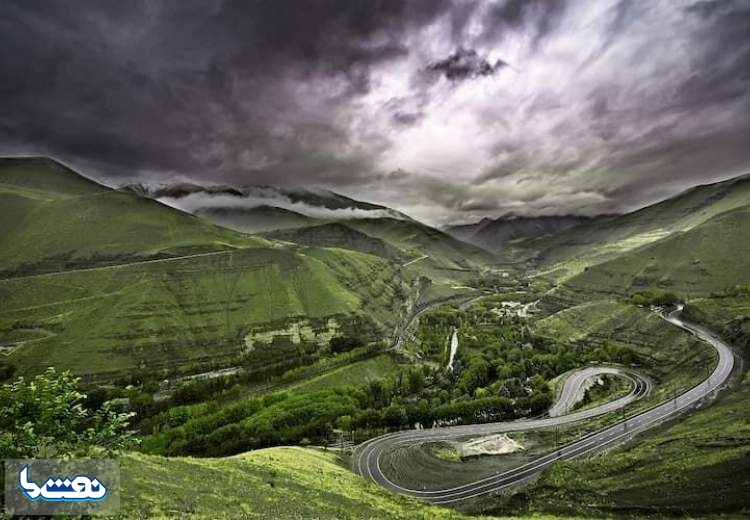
329,335,363,354
630,288,680,307
0,368,138,460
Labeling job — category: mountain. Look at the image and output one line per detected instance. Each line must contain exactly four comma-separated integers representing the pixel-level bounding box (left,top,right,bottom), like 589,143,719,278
0,157,409,377
195,205,314,234
523,172,750,281
445,215,590,252
122,182,413,230
343,217,498,271
265,222,406,261
0,157,261,276
560,203,750,299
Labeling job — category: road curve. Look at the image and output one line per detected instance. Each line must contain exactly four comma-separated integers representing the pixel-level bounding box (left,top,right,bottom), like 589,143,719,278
352,309,734,504
549,365,638,417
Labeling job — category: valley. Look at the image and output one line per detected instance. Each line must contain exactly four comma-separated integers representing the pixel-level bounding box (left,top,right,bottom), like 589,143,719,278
1,157,749,518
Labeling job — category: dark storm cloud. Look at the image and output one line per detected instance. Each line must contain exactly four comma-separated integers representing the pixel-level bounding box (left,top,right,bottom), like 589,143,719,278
1,0,750,225
0,0,448,181
426,48,507,81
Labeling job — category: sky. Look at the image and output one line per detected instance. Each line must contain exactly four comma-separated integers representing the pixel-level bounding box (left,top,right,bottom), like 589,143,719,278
2,0,750,226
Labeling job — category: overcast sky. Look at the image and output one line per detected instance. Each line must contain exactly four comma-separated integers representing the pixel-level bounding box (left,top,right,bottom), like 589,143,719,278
2,0,749,225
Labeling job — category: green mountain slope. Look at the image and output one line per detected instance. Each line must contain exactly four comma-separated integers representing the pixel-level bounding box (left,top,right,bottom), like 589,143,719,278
560,205,750,299
0,158,263,276
344,217,497,270
266,222,406,261
121,448,517,519
446,215,589,253
525,172,750,281
0,158,409,378
195,205,315,234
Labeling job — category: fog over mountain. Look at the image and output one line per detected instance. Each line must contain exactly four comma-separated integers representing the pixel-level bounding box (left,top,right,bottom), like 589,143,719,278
2,0,749,225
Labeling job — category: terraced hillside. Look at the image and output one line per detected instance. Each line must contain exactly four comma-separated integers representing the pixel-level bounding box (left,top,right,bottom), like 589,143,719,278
0,158,410,379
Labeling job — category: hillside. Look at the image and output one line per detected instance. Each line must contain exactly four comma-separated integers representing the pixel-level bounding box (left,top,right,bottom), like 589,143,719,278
121,448,515,519
344,217,498,272
195,205,315,234
524,172,750,281
265,222,406,261
0,157,262,276
559,204,750,299
445,215,589,253
0,158,410,378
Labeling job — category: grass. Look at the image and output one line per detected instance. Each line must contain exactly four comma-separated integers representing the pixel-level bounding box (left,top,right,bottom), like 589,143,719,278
561,205,750,299
121,447,506,519
287,354,399,393
429,442,462,462
0,158,417,379
0,246,407,378
520,376,750,518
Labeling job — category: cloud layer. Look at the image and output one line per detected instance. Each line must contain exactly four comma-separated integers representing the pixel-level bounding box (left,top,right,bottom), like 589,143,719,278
1,0,749,225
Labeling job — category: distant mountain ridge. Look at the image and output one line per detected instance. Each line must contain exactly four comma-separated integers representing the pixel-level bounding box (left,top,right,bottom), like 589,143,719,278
445,214,592,252
194,205,313,234
121,181,413,233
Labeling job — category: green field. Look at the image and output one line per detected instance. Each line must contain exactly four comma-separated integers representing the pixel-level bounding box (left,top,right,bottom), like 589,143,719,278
121,447,513,519
287,354,400,393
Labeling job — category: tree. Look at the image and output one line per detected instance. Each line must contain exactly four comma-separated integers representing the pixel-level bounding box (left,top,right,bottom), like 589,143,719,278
0,367,139,460
337,415,353,438
406,368,425,394
329,336,362,354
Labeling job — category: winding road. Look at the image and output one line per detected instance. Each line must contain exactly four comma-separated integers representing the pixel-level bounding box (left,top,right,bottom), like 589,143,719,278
352,308,734,505
548,365,641,417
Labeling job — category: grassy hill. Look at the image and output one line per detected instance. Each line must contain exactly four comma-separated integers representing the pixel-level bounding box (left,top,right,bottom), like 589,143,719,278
121,447,522,519
0,157,262,276
266,222,406,262
0,245,407,377
523,172,750,281
195,205,315,234
560,205,750,299
0,158,410,378
344,217,498,278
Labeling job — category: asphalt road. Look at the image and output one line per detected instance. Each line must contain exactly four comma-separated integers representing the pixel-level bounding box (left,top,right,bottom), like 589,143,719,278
352,308,734,504
548,365,639,417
